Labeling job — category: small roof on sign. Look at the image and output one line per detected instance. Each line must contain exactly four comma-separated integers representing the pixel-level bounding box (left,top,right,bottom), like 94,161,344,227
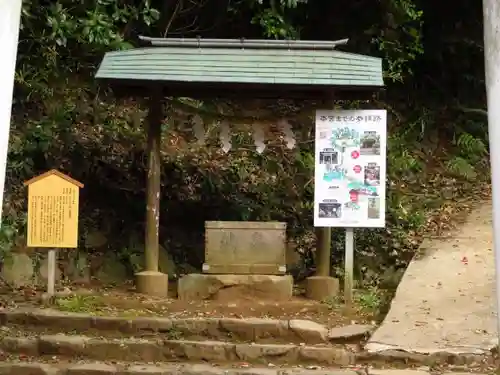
23,169,84,188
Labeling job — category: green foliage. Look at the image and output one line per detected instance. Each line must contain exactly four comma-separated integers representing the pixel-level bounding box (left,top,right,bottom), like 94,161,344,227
249,0,305,38
16,0,160,103
54,295,102,313
252,8,299,39
0,221,21,261
445,132,487,180
372,0,424,81
446,156,477,180
455,132,487,161
355,288,383,312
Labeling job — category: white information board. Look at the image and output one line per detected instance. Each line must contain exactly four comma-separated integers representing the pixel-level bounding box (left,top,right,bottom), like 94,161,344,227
314,109,387,228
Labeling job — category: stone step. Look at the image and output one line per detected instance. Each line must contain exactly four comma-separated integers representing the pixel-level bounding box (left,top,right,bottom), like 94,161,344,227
1,361,354,375
0,308,373,345
0,334,355,365
0,361,488,375
0,333,493,368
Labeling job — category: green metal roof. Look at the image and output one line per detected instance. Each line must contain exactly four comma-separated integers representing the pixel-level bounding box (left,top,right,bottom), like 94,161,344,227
95,37,384,88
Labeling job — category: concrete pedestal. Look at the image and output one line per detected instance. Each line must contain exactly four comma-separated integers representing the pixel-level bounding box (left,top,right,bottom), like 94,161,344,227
305,276,339,301
135,271,169,297
178,273,293,301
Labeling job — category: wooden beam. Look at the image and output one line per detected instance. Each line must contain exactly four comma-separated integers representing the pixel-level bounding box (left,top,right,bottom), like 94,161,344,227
98,79,382,102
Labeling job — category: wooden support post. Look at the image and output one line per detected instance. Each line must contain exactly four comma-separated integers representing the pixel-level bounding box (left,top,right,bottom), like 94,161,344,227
305,226,339,301
145,93,162,273
135,89,169,297
315,227,331,276
315,99,334,279
305,101,340,301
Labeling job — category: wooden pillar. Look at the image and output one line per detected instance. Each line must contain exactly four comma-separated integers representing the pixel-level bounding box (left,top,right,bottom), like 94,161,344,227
315,227,331,276
145,93,162,272
305,102,339,300
135,89,169,297
306,223,339,301
315,99,334,279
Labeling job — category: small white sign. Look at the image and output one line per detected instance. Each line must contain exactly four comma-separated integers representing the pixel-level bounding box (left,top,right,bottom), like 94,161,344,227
314,109,387,228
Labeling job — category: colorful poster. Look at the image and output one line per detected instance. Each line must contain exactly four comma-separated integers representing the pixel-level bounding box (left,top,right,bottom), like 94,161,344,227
314,109,387,228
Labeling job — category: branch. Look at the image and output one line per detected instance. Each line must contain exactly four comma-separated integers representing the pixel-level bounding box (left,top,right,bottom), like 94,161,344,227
457,106,488,116
172,16,199,33
170,0,210,35
163,0,182,37
180,0,209,14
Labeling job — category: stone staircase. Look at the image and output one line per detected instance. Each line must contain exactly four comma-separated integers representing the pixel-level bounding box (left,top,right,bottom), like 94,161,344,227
0,308,493,374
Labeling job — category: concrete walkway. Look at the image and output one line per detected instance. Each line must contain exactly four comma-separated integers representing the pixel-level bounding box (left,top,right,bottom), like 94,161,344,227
366,202,498,355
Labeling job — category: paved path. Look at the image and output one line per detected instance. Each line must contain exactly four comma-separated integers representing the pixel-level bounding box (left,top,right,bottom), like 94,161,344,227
366,202,498,355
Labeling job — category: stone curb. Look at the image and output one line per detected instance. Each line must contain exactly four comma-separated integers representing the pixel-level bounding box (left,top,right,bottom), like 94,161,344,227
356,350,491,367
0,308,373,344
0,334,355,365
0,362,485,375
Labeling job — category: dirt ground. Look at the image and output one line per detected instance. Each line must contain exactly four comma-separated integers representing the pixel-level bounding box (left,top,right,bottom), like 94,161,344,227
0,281,376,328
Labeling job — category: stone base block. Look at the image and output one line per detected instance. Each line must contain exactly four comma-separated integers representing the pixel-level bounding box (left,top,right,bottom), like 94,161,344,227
305,276,339,301
135,271,169,297
177,273,293,301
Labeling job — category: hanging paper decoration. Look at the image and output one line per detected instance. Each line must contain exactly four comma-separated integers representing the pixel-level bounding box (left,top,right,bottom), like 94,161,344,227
219,120,232,153
192,114,205,145
278,119,296,149
252,122,266,154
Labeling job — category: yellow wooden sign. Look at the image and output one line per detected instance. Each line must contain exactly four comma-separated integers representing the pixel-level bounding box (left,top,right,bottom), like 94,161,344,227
24,170,84,248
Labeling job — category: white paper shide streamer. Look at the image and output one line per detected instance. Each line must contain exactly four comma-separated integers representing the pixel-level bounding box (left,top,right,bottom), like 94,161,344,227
219,121,232,153
278,119,296,149
252,122,266,153
192,114,205,145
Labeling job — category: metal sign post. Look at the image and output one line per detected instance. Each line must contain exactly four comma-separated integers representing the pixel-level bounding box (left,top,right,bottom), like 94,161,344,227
483,0,500,347
344,228,355,310
47,249,57,296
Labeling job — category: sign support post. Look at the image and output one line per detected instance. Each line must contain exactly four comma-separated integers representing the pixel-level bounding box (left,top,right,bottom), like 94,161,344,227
47,249,56,296
344,228,355,309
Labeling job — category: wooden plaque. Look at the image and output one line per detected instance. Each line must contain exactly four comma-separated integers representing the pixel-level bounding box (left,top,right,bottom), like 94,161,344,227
24,170,83,248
